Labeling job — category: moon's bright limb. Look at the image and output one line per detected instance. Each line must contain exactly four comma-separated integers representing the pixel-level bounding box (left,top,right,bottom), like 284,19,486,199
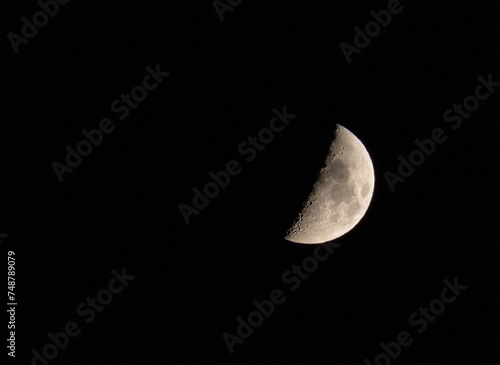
285,125,375,244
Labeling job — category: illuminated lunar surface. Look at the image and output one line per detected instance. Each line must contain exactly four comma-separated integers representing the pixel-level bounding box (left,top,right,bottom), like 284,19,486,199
285,125,375,244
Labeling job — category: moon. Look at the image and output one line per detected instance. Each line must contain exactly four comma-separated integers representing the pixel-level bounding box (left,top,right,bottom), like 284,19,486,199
285,125,375,244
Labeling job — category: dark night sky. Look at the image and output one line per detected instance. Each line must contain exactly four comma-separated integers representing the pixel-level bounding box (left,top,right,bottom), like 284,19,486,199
1,1,499,364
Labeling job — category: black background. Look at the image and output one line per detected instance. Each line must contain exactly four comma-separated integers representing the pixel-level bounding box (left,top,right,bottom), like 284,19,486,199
1,1,499,364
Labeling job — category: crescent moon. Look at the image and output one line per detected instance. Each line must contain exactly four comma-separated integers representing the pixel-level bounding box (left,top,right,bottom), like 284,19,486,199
285,125,375,244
